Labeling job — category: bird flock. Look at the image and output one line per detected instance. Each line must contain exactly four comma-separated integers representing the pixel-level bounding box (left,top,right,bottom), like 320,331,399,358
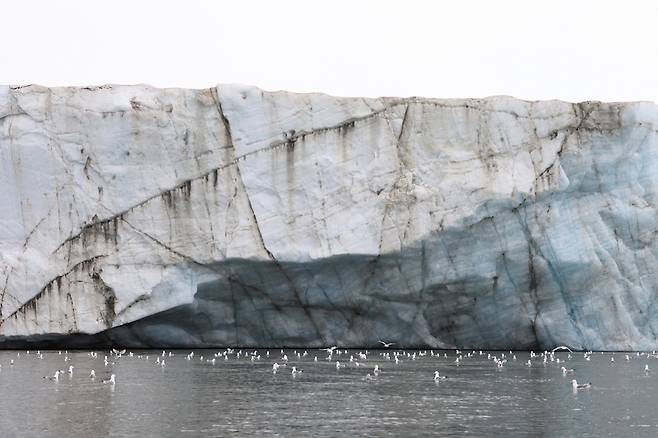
1,344,657,392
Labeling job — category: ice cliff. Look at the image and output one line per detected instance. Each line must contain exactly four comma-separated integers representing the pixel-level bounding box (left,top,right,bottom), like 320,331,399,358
1,84,657,350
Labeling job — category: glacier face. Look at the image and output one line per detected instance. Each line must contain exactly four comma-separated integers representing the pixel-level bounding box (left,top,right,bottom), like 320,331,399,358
1,84,658,350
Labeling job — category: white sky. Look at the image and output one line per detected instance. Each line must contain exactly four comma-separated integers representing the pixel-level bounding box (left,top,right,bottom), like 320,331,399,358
1,0,657,102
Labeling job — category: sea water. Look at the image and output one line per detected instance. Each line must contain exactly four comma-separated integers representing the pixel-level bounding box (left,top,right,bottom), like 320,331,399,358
0,349,656,437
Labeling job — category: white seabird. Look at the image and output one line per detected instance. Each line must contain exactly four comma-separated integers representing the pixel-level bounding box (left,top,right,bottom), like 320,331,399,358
103,374,116,385
44,371,60,381
378,341,396,348
433,371,446,381
571,379,591,390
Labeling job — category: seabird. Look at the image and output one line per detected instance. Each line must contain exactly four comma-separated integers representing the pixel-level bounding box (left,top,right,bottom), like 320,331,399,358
378,341,396,348
433,371,446,381
103,374,116,385
571,379,591,390
44,371,60,381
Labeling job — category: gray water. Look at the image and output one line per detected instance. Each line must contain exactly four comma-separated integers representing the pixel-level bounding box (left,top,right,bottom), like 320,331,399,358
0,349,656,437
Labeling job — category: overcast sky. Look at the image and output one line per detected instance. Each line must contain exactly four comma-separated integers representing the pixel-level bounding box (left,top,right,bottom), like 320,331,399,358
2,0,657,102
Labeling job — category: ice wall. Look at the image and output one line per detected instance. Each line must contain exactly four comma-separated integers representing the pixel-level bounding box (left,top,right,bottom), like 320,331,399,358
1,83,657,350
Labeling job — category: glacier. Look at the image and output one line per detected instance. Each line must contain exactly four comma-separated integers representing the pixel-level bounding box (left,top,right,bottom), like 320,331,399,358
1,83,657,350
